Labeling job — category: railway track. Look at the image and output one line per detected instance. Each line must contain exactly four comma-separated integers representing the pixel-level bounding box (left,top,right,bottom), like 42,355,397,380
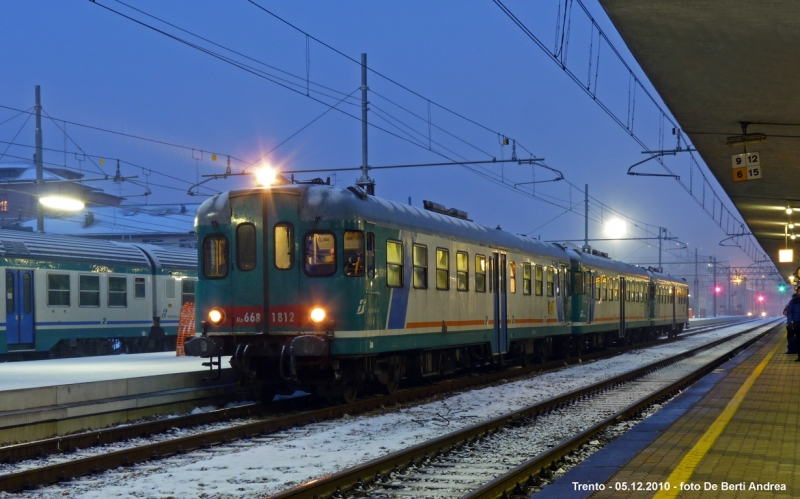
268,318,782,499
0,317,758,493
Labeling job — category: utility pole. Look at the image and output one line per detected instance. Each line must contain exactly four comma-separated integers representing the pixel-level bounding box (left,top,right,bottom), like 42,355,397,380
658,227,663,273
356,53,375,195
713,256,717,317
582,184,590,253
694,248,698,315
35,85,44,233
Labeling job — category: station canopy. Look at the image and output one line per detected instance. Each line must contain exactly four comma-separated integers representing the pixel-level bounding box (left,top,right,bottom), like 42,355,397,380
599,1,800,282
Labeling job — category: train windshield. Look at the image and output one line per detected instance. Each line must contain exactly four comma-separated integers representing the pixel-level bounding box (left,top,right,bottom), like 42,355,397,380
304,232,336,277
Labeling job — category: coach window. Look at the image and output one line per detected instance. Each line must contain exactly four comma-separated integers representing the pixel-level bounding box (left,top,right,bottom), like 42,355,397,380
182,279,196,304
614,279,619,301
457,251,469,291
274,223,294,270
48,273,70,307
523,263,532,295
202,235,228,279
236,223,257,271
535,265,544,296
304,232,337,277
475,254,486,292
436,248,450,290
135,278,146,299
595,276,601,301
108,276,128,307
546,268,554,297
79,275,100,307
508,261,516,293
413,244,428,288
572,269,583,295
367,232,376,278
387,240,403,287
343,231,365,277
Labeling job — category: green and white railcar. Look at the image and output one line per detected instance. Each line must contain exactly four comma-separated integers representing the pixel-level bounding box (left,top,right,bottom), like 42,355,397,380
0,231,196,357
195,184,574,397
647,269,689,336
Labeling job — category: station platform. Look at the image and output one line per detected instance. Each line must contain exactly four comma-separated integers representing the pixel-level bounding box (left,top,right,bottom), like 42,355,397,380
538,323,794,499
0,352,235,445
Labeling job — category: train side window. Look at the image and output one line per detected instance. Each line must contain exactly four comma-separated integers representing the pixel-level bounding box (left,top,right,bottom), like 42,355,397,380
166,278,176,299
614,279,619,301
48,273,70,307
202,235,229,279
304,232,337,277
413,244,428,289
344,231,365,277
457,251,469,291
236,223,257,271
595,276,601,301
524,263,532,295
182,279,196,304
135,278,146,299
475,254,486,292
436,248,450,290
274,223,295,270
79,275,100,307
367,232,375,278
108,276,128,307
536,265,544,296
508,261,516,293
546,268,554,297
386,240,403,287
5,272,13,312
572,269,582,295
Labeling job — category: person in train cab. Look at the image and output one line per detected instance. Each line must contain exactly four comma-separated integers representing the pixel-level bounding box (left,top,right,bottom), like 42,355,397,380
344,253,364,276
787,287,800,357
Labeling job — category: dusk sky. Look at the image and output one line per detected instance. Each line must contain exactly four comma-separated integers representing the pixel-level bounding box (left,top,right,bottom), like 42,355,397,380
0,1,754,274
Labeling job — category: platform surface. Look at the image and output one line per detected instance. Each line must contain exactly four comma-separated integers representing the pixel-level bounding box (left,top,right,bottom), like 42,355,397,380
538,322,795,499
0,352,226,391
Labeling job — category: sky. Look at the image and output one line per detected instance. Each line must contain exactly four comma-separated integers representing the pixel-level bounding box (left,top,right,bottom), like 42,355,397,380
0,1,760,286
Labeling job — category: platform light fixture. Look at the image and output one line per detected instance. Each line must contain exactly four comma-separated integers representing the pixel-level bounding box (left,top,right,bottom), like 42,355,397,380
780,249,794,263
787,206,794,215
39,196,85,211
255,165,278,187
604,218,627,238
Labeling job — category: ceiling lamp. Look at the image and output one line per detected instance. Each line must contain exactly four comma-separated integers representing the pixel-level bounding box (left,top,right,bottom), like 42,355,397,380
787,207,794,215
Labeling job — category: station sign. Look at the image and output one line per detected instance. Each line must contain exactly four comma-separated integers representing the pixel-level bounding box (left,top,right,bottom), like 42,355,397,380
731,152,761,182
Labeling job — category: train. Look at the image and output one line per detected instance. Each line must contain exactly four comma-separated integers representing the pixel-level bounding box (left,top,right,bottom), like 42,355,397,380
191,182,688,402
0,230,197,358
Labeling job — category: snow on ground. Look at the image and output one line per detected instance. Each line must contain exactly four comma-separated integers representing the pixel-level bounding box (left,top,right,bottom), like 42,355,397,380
22,319,776,499
0,353,231,391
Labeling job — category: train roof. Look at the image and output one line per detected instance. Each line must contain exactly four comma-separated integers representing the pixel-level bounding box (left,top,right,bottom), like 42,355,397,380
0,229,152,267
647,269,687,285
202,185,570,264
132,244,197,272
565,247,651,278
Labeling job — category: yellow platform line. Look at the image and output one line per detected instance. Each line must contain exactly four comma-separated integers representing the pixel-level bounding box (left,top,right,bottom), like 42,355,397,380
652,337,781,499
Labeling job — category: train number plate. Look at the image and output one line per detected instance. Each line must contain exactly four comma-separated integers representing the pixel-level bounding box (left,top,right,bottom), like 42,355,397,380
268,306,306,326
230,306,265,326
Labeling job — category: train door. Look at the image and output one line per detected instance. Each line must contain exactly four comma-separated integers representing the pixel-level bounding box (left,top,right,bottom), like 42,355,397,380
619,277,626,339
559,265,570,322
588,270,595,323
671,285,677,331
492,252,508,355
364,226,380,331
5,269,34,348
265,192,302,331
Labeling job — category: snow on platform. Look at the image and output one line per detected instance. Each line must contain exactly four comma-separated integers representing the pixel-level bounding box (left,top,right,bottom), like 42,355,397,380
0,352,228,392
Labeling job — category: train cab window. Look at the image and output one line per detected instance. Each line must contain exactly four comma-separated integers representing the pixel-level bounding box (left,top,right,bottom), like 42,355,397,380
524,263,532,295
304,232,337,277
108,276,127,307
457,251,469,291
79,275,100,307
182,279,196,304
202,235,229,279
475,254,486,293
343,231,365,277
508,261,516,293
135,278,146,299
413,244,428,289
274,223,294,270
572,270,583,295
367,232,375,278
386,240,403,287
236,223,257,271
546,268,554,297
535,265,544,296
436,248,449,290
48,273,70,307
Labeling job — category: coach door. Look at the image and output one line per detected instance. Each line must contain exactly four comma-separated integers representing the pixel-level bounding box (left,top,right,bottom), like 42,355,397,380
619,277,626,339
6,270,34,348
671,285,677,330
491,252,508,355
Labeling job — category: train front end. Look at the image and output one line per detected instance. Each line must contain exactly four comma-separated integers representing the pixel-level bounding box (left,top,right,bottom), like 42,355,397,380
193,183,363,398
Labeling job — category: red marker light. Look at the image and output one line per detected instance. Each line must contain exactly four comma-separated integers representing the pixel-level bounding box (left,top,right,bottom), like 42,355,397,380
758,295,764,302
714,286,722,293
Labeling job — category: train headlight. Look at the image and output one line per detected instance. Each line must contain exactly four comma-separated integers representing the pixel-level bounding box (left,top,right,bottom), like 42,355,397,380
310,307,326,323
208,308,225,325
761,311,767,317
